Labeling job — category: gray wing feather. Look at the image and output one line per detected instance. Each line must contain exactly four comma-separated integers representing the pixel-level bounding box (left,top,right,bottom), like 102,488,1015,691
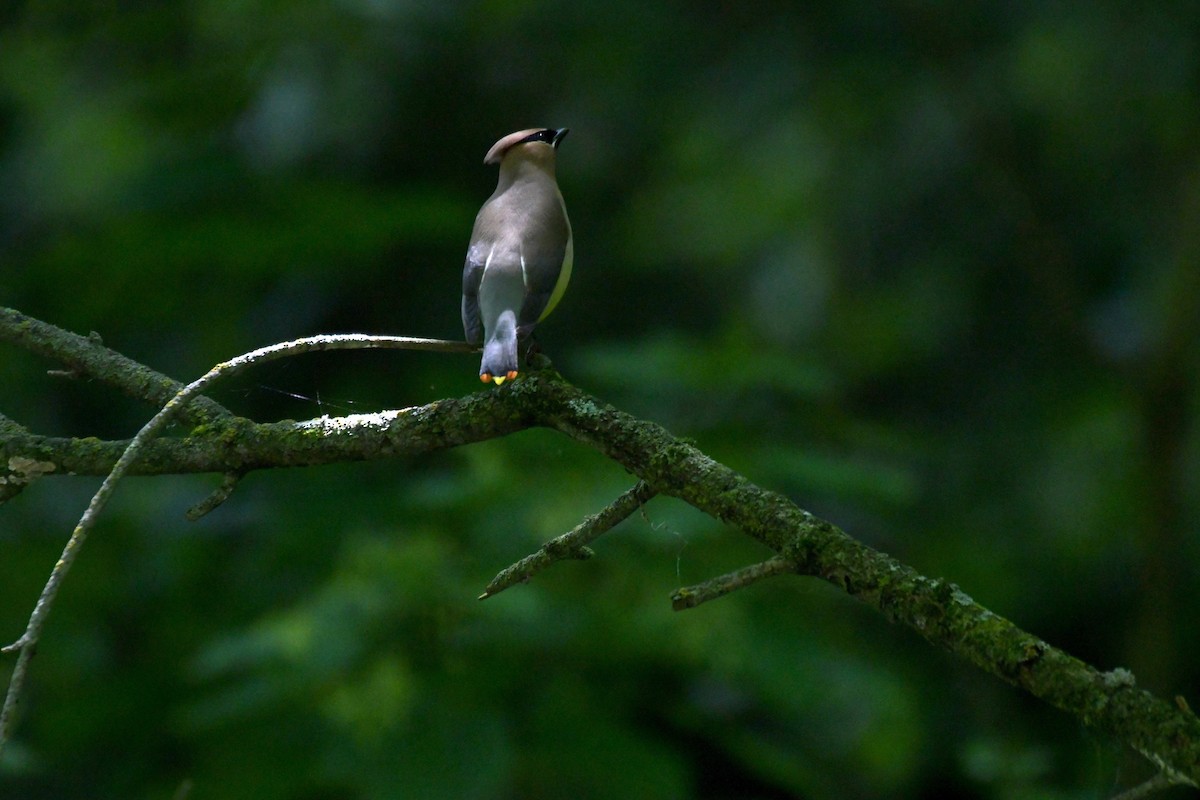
461,251,485,345
516,206,569,331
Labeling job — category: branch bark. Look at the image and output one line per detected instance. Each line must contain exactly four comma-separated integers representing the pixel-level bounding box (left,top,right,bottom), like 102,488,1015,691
480,481,658,599
0,306,233,426
2,308,1198,789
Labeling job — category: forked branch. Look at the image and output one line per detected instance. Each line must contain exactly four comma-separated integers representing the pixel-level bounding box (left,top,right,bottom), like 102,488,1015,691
1,309,1198,793
0,325,480,757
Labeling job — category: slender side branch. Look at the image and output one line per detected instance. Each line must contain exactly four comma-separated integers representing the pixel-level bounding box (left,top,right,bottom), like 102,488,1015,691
519,368,1200,786
0,306,476,427
0,332,482,758
0,307,232,425
480,481,657,599
671,556,796,610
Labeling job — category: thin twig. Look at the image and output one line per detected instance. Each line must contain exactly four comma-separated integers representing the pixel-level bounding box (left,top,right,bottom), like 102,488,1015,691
530,371,1200,783
0,332,478,757
185,472,244,520
480,481,657,599
671,556,797,610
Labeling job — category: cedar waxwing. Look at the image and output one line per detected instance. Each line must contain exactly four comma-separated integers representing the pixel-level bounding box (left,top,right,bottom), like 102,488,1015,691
462,127,572,385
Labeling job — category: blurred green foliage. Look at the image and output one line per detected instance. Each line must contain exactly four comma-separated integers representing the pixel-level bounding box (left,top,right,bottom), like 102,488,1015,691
2,1,1199,797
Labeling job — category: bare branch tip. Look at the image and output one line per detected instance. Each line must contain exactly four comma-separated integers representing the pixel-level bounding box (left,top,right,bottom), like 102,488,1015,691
670,590,697,612
1,635,29,653
671,556,798,612
185,472,244,520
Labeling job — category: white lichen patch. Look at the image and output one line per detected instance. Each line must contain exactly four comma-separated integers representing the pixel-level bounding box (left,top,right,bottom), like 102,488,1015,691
294,410,409,434
6,456,58,485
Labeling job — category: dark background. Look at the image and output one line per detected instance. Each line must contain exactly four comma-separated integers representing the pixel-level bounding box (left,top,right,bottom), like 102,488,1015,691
2,2,1199,797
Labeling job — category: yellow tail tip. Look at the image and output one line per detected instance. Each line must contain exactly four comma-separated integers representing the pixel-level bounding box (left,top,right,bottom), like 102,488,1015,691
480,370,519,386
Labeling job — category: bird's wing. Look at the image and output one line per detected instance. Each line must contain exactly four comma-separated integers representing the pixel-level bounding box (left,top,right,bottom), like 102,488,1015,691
461,242,487,346
516,201,571,331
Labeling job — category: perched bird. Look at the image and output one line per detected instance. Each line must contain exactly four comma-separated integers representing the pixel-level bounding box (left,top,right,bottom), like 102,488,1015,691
462,127,572,385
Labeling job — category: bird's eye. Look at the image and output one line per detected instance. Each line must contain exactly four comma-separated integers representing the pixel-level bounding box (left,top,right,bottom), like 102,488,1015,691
522,129,556,144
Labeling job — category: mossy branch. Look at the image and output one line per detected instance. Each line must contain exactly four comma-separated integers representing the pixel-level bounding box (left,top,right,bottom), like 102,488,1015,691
1,308,1198,791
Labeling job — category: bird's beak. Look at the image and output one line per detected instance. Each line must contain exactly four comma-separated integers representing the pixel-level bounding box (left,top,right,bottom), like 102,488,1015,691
552,128,570,148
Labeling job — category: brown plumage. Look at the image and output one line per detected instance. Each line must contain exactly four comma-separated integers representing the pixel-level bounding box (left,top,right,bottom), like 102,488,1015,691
462,128,572,385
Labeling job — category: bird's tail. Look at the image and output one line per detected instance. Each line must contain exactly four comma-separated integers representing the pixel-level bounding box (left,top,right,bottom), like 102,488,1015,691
480,310,519,385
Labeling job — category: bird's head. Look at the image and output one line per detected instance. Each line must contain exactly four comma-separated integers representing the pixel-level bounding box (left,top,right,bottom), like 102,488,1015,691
484,127,569,167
